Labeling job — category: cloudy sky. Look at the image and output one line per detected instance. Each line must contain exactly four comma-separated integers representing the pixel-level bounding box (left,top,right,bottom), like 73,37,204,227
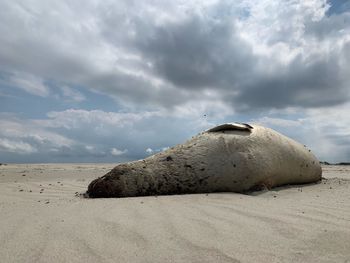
0,0,349,163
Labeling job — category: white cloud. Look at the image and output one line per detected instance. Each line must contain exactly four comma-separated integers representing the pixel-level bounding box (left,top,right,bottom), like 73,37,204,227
0,138,37,154
9,72,49,97
145,148,154,154
110,148,127,156
0,118,73,148
60,86,85,102
85,145,94,151
145,146,169,155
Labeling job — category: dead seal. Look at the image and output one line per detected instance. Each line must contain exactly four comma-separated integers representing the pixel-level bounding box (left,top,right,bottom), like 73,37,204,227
87,123,322,198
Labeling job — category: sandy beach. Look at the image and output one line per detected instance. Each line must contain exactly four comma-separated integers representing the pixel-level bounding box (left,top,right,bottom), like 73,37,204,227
0,164,349,263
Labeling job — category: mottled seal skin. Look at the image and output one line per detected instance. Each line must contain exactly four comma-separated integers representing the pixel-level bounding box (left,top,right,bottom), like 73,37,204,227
87,123,322,198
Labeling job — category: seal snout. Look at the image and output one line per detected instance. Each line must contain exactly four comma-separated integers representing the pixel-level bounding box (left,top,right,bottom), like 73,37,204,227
87,177,115,198
87,166,128,198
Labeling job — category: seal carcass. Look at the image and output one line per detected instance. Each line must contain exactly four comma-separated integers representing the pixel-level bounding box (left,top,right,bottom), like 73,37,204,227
87,123,322,197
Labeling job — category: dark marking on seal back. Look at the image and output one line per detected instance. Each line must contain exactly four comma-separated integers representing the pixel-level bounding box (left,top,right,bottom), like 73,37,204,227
207,123,253,133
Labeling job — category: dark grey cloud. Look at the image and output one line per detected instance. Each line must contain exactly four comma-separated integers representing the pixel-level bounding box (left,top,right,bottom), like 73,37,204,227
1,0,349,112
130,16,253,90
98,0,350,111
233,48,350,110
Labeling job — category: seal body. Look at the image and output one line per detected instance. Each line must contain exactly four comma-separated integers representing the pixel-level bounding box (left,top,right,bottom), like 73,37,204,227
87,123,322,197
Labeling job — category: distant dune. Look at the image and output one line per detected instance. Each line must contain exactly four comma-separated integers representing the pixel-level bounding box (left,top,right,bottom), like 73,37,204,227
320,161,350,165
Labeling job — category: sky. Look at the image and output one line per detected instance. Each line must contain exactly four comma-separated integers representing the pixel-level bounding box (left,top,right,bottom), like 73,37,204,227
0,0,350,163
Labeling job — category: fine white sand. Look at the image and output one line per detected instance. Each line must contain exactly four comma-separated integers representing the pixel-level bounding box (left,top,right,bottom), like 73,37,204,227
0,164,349,263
